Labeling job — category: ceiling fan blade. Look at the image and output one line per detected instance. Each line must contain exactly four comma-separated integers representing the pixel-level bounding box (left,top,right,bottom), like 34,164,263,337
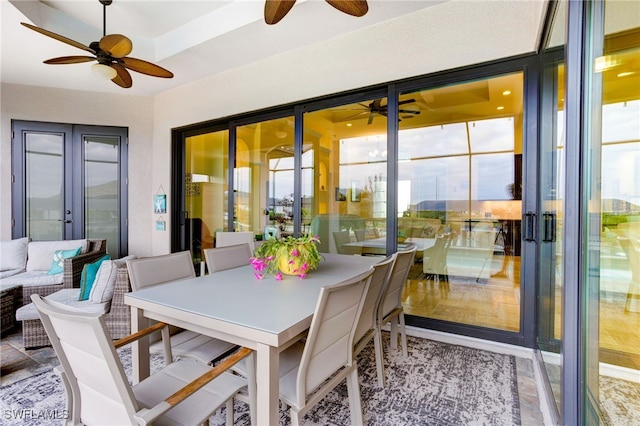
398,109,420,115
264,0,297,25
100,34,133,58
325,0,368,17
44,56,96,65
335,111,369,122
21,22,95,55
111,63,132,88
367,112,375,125
120,57,174,78
398,98,416,106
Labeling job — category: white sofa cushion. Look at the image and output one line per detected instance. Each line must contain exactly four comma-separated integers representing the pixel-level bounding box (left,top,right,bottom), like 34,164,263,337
26,239,88,272
0,271,64,287
0,269,24,279
90,255,136,303
16,289,109,321
0,237,29,272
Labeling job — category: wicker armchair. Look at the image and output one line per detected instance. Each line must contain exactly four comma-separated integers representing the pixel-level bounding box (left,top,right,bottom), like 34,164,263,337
19,264,131,348
20,239,107,306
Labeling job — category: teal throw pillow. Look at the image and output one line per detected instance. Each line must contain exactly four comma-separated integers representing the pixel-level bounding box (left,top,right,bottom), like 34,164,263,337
47,247,82,275
78,254,111,301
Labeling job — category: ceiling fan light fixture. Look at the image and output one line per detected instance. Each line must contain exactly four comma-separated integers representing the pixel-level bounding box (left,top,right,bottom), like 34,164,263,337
92,63,117,79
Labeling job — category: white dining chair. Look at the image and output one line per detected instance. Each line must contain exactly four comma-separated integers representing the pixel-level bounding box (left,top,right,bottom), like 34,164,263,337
353,254,396,387
215,231,255,251
422,234,451,286
333,230,361,255
233,268,373,425
126,251,238,366
375,246,416,386
31,293,251,426
203,243,252,273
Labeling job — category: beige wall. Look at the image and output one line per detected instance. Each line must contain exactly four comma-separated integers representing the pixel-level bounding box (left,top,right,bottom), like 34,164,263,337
1,1,545,255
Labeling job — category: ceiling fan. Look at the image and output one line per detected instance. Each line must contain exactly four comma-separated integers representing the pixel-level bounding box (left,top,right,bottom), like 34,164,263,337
338,98,421,125
264,0,369,25
21,0,173,89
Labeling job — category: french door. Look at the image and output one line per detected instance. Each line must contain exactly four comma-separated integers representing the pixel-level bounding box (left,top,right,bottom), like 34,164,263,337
11,121,128,258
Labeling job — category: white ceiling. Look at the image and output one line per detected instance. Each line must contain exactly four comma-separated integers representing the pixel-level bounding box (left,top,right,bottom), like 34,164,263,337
1,0,548,97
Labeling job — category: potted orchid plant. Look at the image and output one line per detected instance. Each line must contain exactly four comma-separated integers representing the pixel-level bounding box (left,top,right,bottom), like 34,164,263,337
250,234,323,280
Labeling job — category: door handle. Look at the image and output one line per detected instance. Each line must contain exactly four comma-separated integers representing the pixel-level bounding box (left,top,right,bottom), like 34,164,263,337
523,211,537,242
57,219,72,223
542,212,556,242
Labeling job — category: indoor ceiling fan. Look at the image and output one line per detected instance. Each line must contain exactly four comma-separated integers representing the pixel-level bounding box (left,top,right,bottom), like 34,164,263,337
338,98,421,125
264,0,369,25
21,0,173,89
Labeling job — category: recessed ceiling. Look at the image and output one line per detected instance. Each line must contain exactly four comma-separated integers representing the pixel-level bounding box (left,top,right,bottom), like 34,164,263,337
2,0,451,96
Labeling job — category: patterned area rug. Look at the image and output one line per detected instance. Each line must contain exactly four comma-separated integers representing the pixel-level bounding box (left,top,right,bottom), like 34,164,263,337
600,376,640,426
0,335,521,425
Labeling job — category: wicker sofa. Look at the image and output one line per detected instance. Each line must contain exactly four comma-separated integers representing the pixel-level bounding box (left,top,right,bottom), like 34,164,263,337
16,265,131,348
0,238,107,306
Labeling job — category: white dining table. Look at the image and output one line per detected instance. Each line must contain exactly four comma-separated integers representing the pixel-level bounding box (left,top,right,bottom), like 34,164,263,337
124,253,380,425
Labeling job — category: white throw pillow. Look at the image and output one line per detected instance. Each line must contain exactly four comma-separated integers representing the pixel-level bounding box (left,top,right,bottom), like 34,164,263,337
0,237,29,272
26,239,88,272
89,255,136,304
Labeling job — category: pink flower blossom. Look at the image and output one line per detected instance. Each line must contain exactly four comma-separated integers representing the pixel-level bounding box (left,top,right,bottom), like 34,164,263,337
275,272,283,281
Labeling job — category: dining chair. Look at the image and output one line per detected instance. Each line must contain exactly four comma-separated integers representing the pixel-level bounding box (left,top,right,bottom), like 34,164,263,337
375,246,416,385
422,234,451,286
215,231,255,251
353,254,396,387
233,268,374,425
333,230,361,255
31,293,251,426
126,251,238,366
354,228,366,242
203,243,252,273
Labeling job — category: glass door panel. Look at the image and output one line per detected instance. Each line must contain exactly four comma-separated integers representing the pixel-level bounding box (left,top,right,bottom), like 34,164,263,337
584,3,640,421
398,73,523,332
184,130,229,271
236,117,294,238
25,132,65,241
304,98,388,255
538,61,564,414
84,136,120,257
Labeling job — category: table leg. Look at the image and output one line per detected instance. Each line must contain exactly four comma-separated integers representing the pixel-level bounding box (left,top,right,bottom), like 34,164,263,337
130,306,150,384
255,342,279,425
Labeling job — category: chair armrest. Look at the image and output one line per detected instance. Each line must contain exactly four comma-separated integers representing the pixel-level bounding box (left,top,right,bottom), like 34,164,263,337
63,240,108,289
135,347,253,424
113,322,168,348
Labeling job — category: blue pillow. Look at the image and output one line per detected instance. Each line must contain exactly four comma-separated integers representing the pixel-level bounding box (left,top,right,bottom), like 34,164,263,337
47,247,82,275
78,254,111,301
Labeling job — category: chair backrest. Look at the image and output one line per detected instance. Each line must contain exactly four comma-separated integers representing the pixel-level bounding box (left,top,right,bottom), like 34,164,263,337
31,294,140,424
378,246,417,319
216,231,255,251
204,244,252,273
423,234,450,276
296,269,373,403
354,255,395,348
126,251,195,291
333,230,356,255
354,229,365,242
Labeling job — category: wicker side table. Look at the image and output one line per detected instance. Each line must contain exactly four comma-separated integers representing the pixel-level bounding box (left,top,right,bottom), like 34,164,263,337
1,284,22,335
